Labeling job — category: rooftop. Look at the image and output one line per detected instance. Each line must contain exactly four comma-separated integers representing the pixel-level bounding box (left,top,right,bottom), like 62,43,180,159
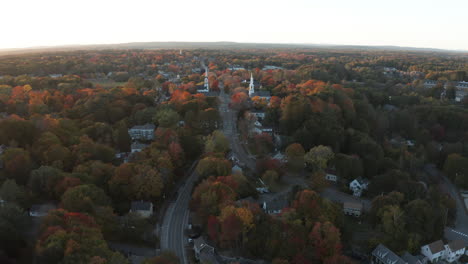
372,244,407,264
427,240,445,254
131,201,153,211
343,201,363,210
130,123,156,130
447,240,466,252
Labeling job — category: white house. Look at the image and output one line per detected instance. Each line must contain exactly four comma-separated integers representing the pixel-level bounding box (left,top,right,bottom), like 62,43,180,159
129,201,153,218
128,124,155,141
343,201,362,217
325,171,338,183
349,178,369,197
250,110,266,121
444,240,466,263
421,240,446,263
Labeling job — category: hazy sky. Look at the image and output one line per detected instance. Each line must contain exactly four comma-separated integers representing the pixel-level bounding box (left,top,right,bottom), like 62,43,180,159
1,0,467,50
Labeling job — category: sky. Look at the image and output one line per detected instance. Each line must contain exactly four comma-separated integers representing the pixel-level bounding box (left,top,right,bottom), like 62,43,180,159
1,0,467,50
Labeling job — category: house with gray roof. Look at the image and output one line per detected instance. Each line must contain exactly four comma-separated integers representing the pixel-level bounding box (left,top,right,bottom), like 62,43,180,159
130,201,153,218
371,244,407,264
401,252,425,264
128,124,155,141
131,142,149,153
193,237,218,263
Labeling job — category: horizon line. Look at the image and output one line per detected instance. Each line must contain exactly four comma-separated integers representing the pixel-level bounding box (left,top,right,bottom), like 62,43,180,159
1,40,467,54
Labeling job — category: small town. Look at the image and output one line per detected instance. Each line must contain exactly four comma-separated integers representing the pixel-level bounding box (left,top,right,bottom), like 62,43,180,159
0,1,467,264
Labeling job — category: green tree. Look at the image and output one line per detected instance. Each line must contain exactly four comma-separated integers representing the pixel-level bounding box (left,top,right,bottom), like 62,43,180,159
0,180,28,208
131,165,164,202
143,251,179,264
196,156,231,178
444,153,468,188
154,108,180,128
61,184,111,214
0,203,30,257
285,143,305,172
305,145,334,171
205,130,230,154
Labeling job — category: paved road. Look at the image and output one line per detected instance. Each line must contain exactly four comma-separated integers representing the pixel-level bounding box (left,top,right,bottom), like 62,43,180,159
160,162,199,264
218,83,256,170
159,82,251,264
424,164,468,244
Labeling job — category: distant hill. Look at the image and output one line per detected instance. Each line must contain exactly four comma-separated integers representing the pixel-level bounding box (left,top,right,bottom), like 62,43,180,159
0,41,466,56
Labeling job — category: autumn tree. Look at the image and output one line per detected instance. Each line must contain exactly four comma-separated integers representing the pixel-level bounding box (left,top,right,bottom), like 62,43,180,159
309,221,343,262
1,148,33,185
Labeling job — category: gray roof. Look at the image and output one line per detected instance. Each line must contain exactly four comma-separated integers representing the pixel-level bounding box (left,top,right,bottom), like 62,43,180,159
131,201,153,211
343,201,363,210
401,252,423,264
130,123,155,130
131,142,149,149
252,91,271,97
372,244,407,264
261,195,288,211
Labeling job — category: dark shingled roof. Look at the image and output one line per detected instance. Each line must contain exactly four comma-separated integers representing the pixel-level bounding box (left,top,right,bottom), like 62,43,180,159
447,240,466,252
428,240,445,254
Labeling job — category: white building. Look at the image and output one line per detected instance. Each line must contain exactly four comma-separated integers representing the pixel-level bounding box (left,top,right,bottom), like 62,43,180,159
128,124,155,141
444,240,466,263
250,110,266,121
343,201,362,217
197,67,210,93
325,172,338,183
129,201,154,218
421,240,446,263
248,73,271,100
349,178,369,197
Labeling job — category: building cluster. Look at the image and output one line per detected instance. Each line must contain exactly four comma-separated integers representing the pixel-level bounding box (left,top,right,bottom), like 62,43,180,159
382,67,425,79
127,123,156,156
424,80,468,102
371,240,467,264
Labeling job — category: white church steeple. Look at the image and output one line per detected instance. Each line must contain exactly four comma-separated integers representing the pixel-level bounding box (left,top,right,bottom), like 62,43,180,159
248,72,255,97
